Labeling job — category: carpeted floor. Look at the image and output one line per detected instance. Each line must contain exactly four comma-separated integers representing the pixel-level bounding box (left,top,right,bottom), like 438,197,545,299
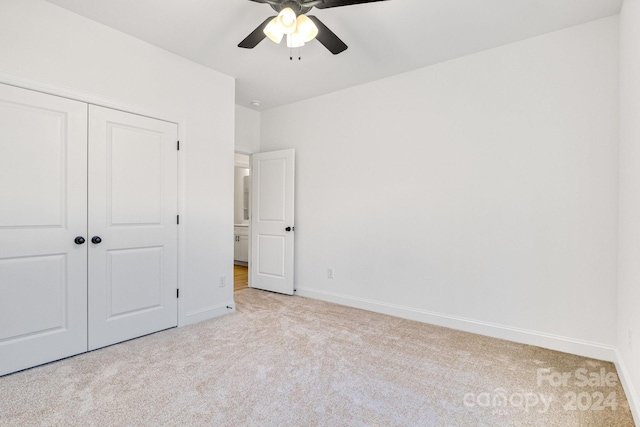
0,288,635,426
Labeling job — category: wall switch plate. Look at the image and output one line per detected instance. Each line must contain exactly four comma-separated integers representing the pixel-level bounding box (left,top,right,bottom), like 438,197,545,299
327,268,334,279
219,275,226,287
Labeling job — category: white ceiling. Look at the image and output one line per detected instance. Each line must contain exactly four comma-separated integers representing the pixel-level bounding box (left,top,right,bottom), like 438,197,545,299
45,0,621,111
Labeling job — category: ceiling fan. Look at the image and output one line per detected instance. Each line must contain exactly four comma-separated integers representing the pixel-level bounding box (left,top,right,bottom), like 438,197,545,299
238,0,389,55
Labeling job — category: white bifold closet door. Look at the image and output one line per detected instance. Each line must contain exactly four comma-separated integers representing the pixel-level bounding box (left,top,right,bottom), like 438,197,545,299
0,84,178,376
87,106,178,351
0,84,89,376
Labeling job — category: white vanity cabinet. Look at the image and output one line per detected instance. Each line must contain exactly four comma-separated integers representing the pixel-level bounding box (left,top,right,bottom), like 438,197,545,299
234,226,249,263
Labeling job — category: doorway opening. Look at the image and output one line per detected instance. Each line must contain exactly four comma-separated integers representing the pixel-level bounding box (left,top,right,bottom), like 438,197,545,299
234,152,250,292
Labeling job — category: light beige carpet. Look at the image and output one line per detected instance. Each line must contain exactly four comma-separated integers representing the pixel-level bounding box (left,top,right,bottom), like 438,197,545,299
0,289,635,426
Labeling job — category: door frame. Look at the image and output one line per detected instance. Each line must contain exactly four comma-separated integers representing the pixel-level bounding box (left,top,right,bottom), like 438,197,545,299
234,149,296,294
0,71,189,327
234,150,253,288
249,149,295,295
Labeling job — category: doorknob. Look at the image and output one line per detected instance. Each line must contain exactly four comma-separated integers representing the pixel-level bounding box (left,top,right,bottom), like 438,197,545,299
285,227,291,232
74,236,85,245
91,236,102,244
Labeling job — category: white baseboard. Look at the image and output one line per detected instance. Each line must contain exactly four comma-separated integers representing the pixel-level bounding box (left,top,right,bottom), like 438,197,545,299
295,286,617,361
181,301,235,327
614,349,640,425
296,286,640,421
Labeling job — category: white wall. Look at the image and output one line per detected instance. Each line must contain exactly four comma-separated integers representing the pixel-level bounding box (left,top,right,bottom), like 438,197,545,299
235,105,261,154
618,0,640,418
261,17,619,357
0,0,236,325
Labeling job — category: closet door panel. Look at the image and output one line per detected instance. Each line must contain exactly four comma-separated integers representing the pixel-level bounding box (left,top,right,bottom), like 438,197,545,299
0,83,88,376
88,105,178,351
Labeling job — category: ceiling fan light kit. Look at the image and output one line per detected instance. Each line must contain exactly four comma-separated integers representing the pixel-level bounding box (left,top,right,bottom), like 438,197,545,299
266,7,319,49
264,18,285,43
296,14,319,42
276,7,298,33
287,32,306,48
238,0,389,57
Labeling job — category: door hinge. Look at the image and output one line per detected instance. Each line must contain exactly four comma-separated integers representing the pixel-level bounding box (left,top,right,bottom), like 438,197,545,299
177,215,179,224
177,289,180,298
177,140,180,151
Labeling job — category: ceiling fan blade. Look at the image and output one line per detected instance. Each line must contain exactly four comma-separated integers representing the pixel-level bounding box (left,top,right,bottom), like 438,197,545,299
238,17,275,49
313,0,389,9
249,0,283,5
308,16,348,54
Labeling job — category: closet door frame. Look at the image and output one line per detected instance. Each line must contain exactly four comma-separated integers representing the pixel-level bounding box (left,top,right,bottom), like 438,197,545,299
0,73,188,328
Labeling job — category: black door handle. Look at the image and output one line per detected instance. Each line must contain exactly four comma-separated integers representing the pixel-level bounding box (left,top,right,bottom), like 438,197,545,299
285,227,291,232
74,236,85,245
91,236,102,244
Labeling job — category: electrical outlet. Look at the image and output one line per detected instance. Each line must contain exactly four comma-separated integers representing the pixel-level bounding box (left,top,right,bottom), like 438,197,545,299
327,268,334,279
219,275,226,287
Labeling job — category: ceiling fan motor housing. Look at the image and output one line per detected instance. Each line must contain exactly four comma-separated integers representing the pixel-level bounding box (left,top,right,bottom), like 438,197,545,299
270,0,315,15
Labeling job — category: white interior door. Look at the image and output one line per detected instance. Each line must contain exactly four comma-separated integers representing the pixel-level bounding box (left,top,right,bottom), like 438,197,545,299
88,106,178,351
0,84,88,376
250,149,295,295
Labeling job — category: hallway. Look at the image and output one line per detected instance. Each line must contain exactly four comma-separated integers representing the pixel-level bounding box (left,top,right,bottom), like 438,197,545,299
234,265,248,292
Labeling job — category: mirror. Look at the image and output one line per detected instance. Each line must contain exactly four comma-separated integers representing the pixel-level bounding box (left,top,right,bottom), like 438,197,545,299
234,166,250,225
243,175,250,220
